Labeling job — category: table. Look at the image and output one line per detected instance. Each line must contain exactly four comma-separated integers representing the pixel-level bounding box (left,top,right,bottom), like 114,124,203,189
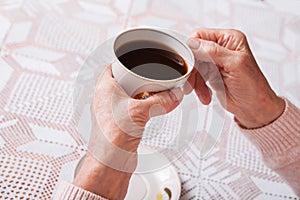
0,0,299,199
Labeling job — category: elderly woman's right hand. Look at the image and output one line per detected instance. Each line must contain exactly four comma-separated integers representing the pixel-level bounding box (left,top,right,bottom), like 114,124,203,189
185,28,285,129
73,66,183,200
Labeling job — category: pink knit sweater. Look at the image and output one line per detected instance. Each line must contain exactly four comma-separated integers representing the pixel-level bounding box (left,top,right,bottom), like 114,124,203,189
54,99,300,199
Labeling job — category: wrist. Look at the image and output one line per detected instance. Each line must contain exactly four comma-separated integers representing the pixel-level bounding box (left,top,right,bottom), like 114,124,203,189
236,96,285,129
73,153,133,199
95,119,142,152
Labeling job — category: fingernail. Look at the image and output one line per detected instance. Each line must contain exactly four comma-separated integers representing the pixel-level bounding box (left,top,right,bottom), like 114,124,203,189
169,88,183,102
187,38,200,49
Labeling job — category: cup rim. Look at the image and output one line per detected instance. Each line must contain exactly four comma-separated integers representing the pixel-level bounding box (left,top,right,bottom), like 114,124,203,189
113,27,195,83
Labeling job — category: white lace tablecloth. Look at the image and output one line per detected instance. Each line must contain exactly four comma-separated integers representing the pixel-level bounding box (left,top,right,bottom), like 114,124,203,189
0,0,300,199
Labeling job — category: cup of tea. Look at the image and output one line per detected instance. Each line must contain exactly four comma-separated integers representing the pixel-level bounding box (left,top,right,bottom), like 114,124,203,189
112,27,195,98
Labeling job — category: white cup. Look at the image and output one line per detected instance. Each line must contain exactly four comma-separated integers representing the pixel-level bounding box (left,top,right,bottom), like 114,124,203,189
112,27,194,97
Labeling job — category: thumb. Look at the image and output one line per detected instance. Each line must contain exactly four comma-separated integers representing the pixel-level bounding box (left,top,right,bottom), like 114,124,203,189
144,88,183,117
187,38,232,67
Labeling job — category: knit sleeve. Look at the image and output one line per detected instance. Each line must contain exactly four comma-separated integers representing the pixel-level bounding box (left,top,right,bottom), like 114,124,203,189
53,181,109,200
239,98,300,196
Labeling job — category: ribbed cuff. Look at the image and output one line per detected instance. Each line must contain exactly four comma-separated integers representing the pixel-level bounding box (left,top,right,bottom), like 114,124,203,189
239,98,300,155
54,181,108,200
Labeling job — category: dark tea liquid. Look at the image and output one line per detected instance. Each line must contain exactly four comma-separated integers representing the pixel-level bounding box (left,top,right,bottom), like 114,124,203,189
116,40,188,80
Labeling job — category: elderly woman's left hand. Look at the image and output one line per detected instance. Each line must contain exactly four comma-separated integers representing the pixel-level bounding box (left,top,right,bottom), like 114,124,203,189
73,66,183,200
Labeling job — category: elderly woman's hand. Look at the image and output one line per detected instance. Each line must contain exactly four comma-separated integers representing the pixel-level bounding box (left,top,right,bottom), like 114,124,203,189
185,28,285,129
73,66,183,200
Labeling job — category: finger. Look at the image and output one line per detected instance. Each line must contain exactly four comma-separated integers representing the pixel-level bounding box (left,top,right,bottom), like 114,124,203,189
191,28,221,42
187,37,233,70
183,68,196,95
95,65,115,90
194,72,211,105
144,88,183,117
191,28,249,51
183,59,211,95
99,65,115,82
195,61,210,82
95,65,129,98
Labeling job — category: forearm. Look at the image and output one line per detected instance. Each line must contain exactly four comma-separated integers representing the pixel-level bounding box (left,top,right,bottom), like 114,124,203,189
239,98,300,196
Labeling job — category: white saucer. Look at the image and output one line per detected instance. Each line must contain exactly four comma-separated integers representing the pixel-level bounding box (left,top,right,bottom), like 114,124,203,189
74,145,181,200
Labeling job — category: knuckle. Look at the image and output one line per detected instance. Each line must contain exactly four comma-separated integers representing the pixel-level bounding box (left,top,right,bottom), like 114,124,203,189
229,29,247,40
